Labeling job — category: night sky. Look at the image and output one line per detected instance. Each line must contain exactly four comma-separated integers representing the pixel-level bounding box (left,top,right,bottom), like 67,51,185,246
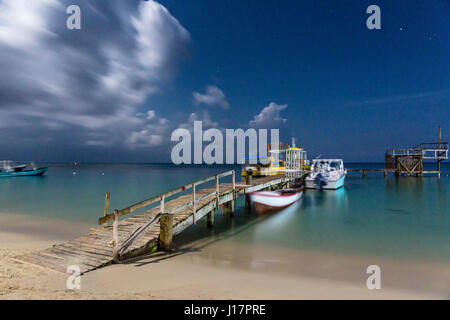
0,0,449,162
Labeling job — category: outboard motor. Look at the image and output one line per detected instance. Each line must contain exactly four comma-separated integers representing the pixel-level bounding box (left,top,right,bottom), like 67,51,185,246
314,173,327,190
293,178,303,188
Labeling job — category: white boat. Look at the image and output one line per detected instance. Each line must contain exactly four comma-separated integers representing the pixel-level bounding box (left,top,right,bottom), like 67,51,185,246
249,188,303,214
305,159,346,190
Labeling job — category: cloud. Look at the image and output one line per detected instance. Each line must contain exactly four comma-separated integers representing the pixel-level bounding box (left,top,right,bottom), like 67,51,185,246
0,0,190,150
249,102,288,128
126,109,170,148
179,111,219,131
193,85,230,109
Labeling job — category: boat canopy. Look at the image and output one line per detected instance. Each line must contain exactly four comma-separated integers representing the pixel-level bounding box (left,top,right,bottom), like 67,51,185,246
311,159,344,171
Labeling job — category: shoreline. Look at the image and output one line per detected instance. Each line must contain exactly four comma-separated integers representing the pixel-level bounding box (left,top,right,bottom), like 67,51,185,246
0,212,448,299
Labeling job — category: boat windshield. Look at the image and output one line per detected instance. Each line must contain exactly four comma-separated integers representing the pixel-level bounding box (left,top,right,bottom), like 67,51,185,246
312,160,343,172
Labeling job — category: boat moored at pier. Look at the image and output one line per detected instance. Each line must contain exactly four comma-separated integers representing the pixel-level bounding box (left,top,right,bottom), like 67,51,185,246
305,159,346,190
249,187,303,214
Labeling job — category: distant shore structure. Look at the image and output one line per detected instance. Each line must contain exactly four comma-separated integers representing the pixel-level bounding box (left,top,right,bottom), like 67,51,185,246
349,127,448,177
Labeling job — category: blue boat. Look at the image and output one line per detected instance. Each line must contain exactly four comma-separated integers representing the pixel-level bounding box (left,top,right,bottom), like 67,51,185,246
0,167,48,177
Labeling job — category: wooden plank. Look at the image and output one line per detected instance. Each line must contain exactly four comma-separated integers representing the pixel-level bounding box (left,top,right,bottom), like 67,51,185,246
67,241,112,254
37,251,91,273
48,248,107,268
13,254,69,274
58,243,113,258
25,251,92,273
50,246,110,265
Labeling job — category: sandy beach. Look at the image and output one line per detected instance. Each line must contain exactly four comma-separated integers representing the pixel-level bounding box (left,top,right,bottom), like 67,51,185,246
1,212,448,300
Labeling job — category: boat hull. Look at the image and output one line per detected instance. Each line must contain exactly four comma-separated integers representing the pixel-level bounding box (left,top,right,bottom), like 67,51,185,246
250,189,303,214
305,174,345,190
0,167,48,177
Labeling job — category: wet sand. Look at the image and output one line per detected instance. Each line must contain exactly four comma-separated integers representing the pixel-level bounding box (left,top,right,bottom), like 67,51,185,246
0,212,448,299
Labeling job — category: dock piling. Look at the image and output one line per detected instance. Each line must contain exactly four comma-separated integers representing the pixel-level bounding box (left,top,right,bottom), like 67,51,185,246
229,201,235,217
159,213,173,252
245,174,252,212
104,192,110,228
207,210,214,227
112,210,119,263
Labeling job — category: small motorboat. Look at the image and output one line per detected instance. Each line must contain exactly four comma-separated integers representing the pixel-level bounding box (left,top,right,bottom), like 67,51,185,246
305,159,346,190
0,160,27,172
0,161,48,178
249,187,303,214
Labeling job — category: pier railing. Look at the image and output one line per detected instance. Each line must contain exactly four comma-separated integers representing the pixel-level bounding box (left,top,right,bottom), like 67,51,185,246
98,170,236,261
386,142,448,160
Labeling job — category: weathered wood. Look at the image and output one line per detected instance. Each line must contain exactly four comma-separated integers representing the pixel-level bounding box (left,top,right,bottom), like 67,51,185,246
160,194,165,214
118,213,161,256
112,210,119,263
104,192,110,217
159,213,173,252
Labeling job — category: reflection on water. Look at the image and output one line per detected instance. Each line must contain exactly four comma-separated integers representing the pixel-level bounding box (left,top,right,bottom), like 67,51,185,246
178,164,449,263
1,163,449,262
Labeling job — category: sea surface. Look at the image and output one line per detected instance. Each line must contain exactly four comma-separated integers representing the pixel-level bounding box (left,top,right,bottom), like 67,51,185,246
0,163,449,262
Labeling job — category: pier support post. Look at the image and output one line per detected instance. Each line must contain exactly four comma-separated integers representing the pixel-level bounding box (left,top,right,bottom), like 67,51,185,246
245,174,252,212
229,201,235,218
438,126,441,178
159,213,173,252
192,184,196,225
112,210,119,263
246,174,253,185
245,195,251,212
207,210,214,228
104,192,110,228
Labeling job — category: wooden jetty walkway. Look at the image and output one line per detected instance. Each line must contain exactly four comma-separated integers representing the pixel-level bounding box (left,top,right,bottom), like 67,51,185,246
13,170,296,274
349,127,448,178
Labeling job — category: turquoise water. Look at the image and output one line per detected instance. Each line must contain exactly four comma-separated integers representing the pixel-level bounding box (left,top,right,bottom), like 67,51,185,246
1,163,449,262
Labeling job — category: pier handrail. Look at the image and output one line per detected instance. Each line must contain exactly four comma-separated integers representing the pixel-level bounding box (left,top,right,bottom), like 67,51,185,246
411,142,448,150
98,170,235,225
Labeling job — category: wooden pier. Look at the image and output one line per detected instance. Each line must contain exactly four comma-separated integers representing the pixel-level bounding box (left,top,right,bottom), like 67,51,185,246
13,171,297,274
350,127,448,178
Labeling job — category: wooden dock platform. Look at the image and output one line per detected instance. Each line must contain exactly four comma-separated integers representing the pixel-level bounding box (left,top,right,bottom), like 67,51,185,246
13,171,296,274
